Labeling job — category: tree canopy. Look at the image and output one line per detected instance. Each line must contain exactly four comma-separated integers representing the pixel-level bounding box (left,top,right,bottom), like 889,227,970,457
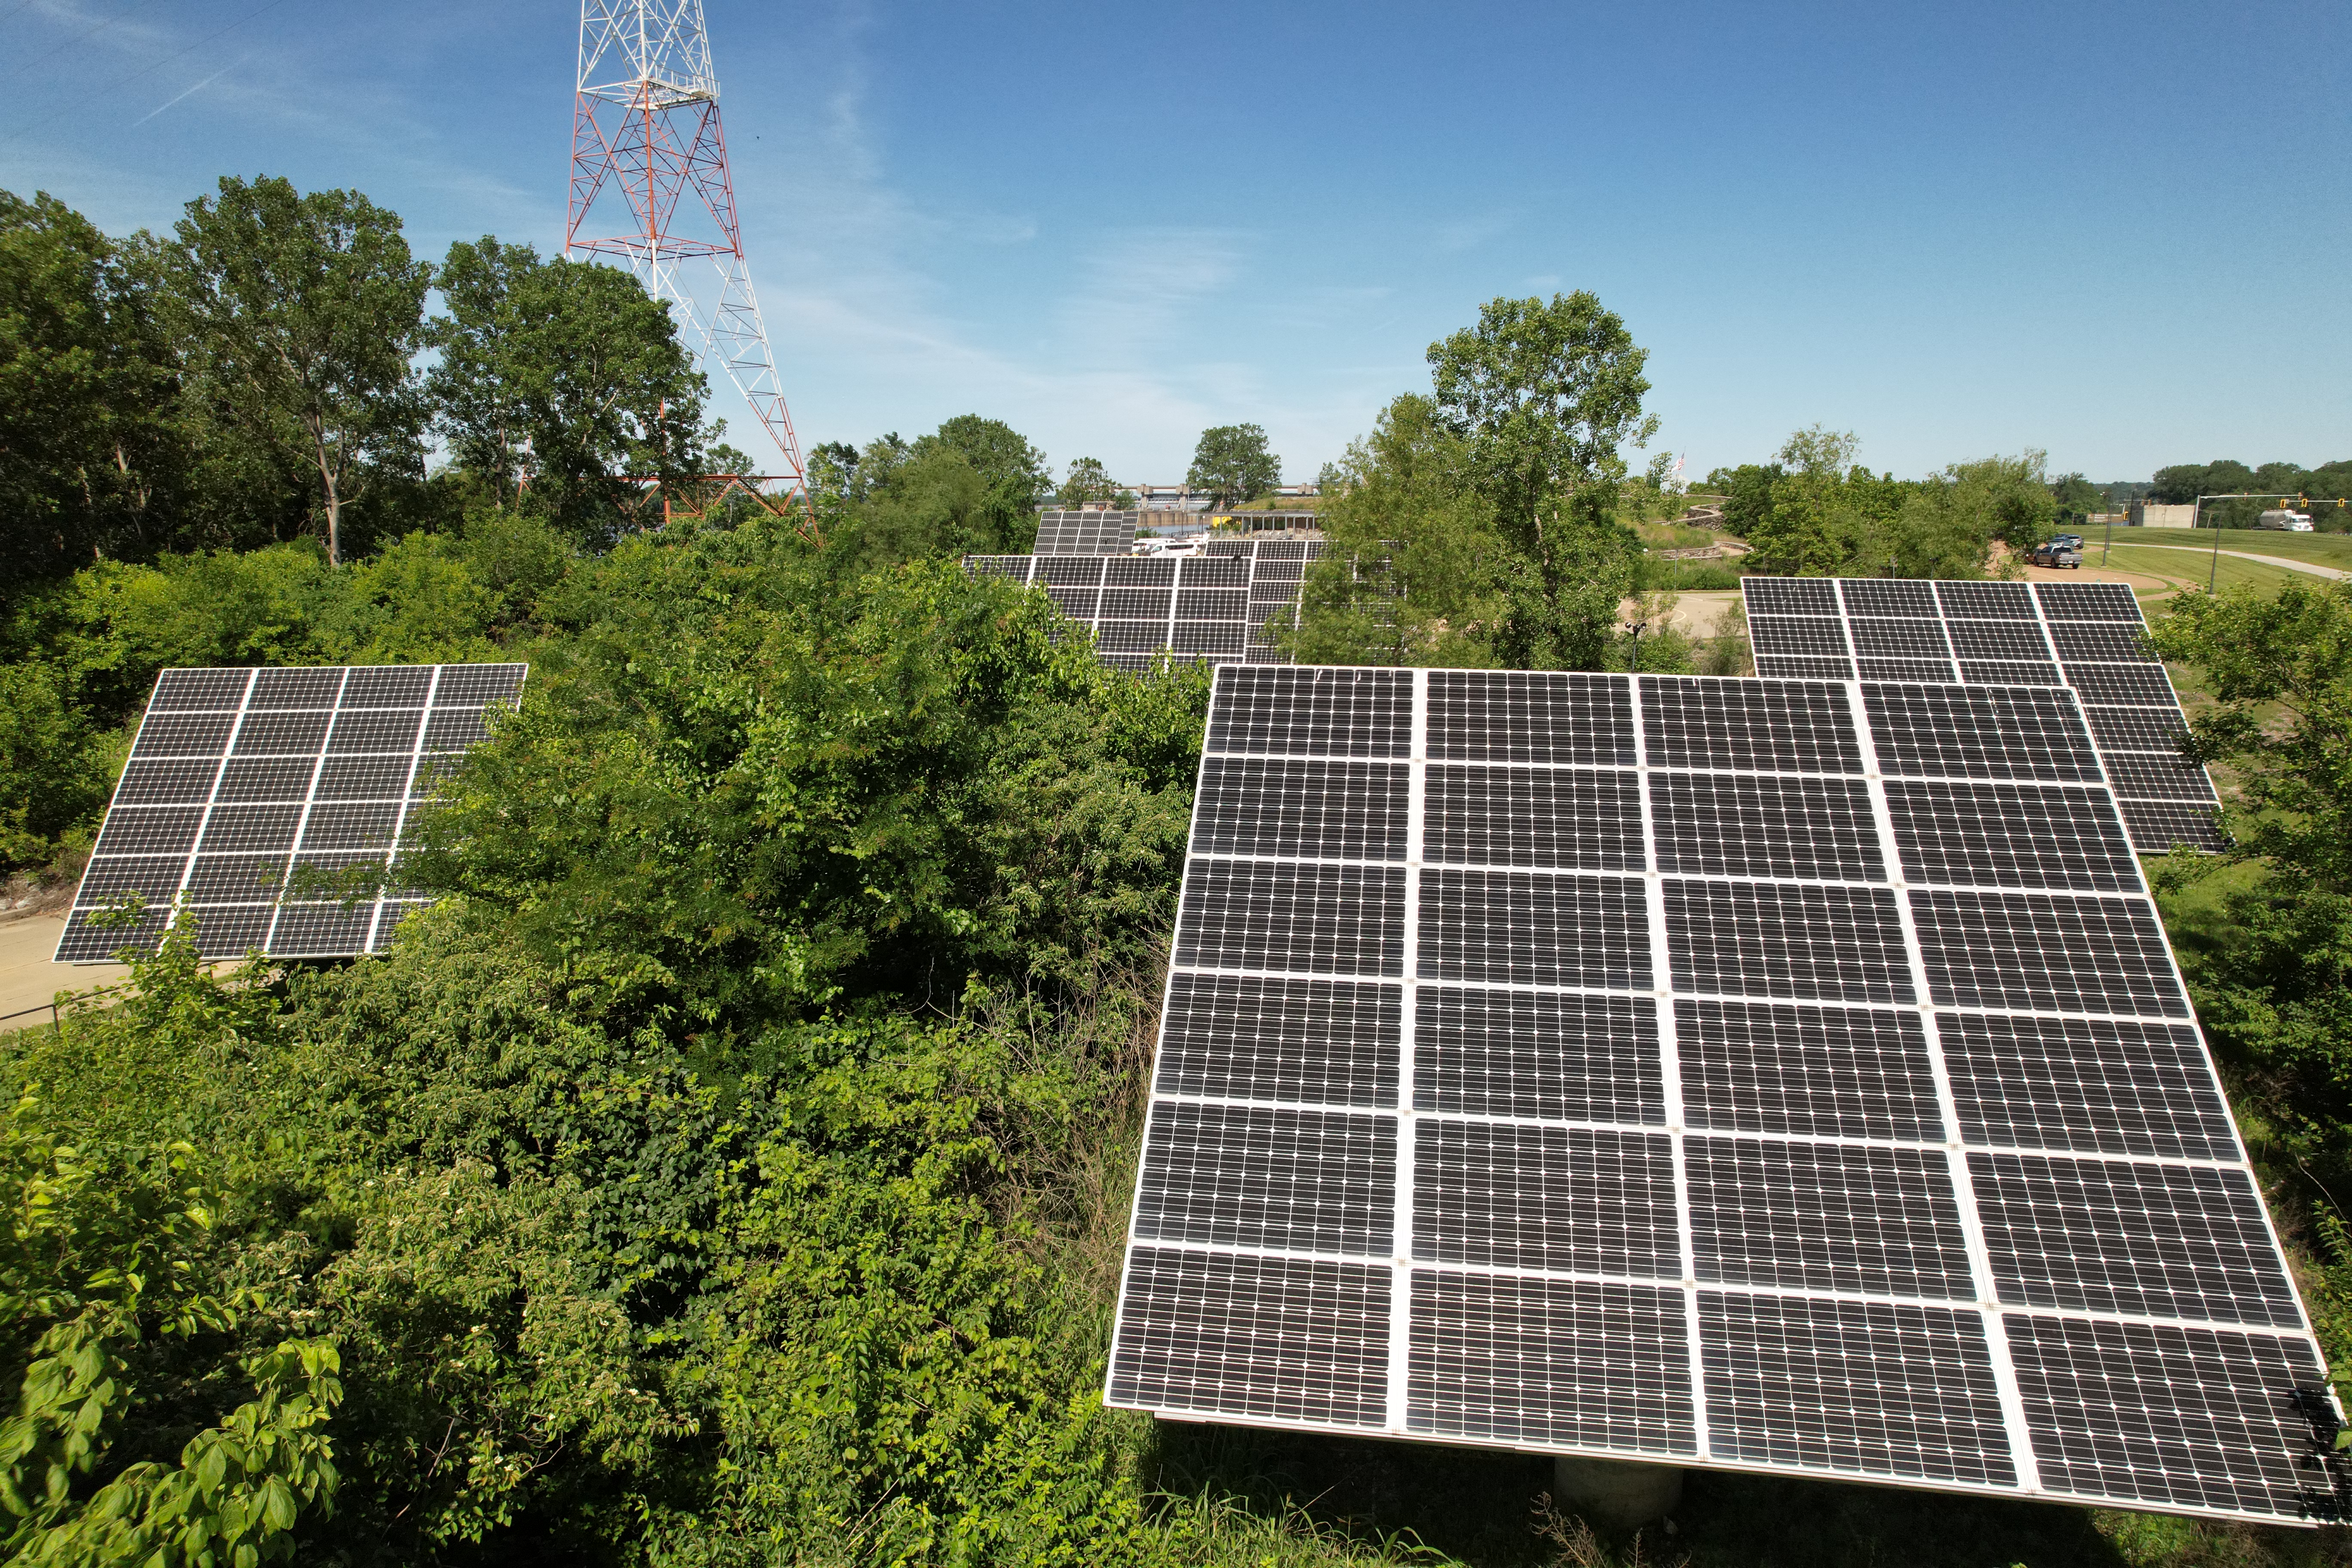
1185,423,1279,510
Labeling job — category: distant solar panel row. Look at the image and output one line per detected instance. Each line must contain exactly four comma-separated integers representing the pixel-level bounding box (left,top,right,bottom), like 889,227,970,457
1109,666,2325,1524
964,546,1324,669
1742,579,2221,853
56,664,526,963
1033,509,1141,555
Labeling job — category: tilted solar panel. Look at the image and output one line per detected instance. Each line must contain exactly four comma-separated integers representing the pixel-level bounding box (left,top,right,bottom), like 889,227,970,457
1033,508,1142,555
962,551,1304,668
56,664,527,963
1740,579,2222,853
1108,666,2331,1524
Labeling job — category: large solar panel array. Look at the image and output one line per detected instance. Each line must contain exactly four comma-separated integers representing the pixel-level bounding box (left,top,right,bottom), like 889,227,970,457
1033,508,1141,555
1742,579,2222,853
56,663,527,963
963,552,1298,670
1108,665,2329,1523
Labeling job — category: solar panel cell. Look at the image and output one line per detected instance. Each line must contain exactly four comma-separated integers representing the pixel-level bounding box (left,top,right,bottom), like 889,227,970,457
2063,664,2179,707
1743,579,1840,615
1195,758,1408,861
1135,1102,1396,1255
1933,581,2037,618
1642,679,1861,774
1415,989,1663,1123
1417,870,1650,988
184,904,273,957
2034,582,2141,620
135,714,237,755
1858,659,1961,684
1971,1154,2301,1328
110,757,224,805
149,668,250,710
2083,706,2190,752
1882,781,2141,892
2101,753,2220,802
1414,1122,1679,1276
231,712,332,753
1424,766,1643,871
55,906,171,961
1156,974,1400,1107
326,709,424,753
1207,668,1410,758
2049,624,2158,664
1944,621,2054,661
72,855,187,902
214,758,319,802
91,806,204,857
2004,1315,2322,1514
1408,1274,1697,1453
1752,655,1856,681
193,804,302,854
1651,774,1883,881
248,668,344,707
1748,616,1851,657
1664,880,1914,1003
343,666,433,704
1690,1138,1975,1298
2116,800,2226,853
1940,1014,2237,1162
1847,619,1951,658
1840,581,1941,617
1699,1293,2017,1485
181,854,285,902
1863,686,2102,781
1909,890,2190,1017
1676,1000,1942,1141
1428,671,1634,765
1175,859,1406,976
1109,1248,1390,1426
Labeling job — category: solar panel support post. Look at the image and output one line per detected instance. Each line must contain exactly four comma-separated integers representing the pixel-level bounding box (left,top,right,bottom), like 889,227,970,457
1551,1454,1683,1531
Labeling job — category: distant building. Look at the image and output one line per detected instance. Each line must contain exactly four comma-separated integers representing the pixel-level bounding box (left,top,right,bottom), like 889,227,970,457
2128,502,2196,528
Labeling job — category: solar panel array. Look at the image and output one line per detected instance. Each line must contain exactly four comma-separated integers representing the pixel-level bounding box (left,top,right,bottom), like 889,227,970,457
1742,579,2222,853
56,663,527,963
963,551,1305,669
1108,665,2327,1524
1033,508,1141,555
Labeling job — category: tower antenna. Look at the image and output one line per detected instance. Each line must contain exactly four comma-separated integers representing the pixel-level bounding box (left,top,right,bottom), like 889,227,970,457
567,0,813,527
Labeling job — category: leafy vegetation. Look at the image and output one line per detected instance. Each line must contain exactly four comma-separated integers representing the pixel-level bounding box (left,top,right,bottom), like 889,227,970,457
7,178,2352,1566
1186,423,1282,511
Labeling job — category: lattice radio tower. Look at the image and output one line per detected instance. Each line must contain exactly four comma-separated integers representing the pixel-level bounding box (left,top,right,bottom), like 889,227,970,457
566,1,810,517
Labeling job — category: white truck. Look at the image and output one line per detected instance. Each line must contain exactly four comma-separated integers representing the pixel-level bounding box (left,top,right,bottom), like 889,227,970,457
2258,509,2315,532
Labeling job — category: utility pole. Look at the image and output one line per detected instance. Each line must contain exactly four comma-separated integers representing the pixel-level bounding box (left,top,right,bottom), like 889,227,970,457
2192,491,2306,592
566,1,814,530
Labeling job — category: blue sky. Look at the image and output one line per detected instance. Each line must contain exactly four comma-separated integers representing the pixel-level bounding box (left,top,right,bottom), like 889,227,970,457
4,0,2346,487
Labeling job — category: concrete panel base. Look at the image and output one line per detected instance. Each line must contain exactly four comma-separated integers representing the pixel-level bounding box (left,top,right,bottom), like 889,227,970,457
1552,1454,1684,1531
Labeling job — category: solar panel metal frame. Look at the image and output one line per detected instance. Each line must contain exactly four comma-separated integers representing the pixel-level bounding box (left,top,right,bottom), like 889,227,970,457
1741,579,2222,853
1107,666,2328,1525
56,663,527,963
1032,508,1142,555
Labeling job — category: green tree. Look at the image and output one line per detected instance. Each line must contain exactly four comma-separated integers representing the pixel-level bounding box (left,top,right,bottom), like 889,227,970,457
161,177,430,566
426,239,708,539
1056,456,1129,508
1185,423,1280,510
1297,395,1503,666
913,416,1051,511
2048,471,2105,523
1426,292,1654,668
0,191,184,598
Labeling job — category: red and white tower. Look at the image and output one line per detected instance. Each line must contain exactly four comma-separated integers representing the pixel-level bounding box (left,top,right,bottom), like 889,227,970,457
566,0,809,508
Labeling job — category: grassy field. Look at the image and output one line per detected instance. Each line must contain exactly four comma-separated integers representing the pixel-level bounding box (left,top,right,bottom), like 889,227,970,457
2089,545,2309,596
2095,530,2352,571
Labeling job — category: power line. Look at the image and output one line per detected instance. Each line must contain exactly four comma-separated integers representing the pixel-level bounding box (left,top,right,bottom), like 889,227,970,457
6,0,153,81
0,0,289,148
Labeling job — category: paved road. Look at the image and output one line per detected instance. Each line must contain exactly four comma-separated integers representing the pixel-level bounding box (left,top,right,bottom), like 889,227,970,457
2108,544,2348,581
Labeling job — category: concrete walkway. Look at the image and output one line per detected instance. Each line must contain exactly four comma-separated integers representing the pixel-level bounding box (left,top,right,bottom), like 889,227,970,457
0,917,126,1035
2109,544,2348,581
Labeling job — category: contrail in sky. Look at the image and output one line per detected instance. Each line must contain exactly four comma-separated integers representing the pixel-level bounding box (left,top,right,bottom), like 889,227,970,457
132,52,245,125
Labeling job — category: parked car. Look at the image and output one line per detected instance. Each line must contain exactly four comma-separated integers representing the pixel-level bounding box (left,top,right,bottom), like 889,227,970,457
2027,534,2084,569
